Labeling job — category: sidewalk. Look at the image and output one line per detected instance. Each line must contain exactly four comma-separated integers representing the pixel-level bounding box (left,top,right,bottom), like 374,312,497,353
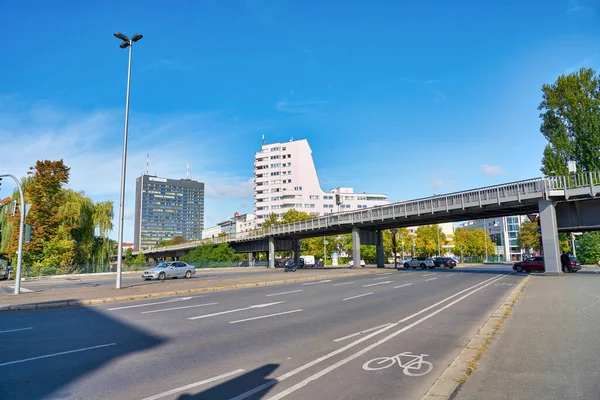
453,269,600,400
0,267,386,311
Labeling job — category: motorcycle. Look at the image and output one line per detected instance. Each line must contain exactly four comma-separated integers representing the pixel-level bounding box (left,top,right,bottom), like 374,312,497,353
284,261,297,273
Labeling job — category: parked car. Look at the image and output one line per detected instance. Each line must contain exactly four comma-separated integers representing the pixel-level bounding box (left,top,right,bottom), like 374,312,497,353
512,256,544,273
142,261,196,280
432,257,457,269
0,265,12,280
348,259,366,268
300,255,316,267
565,256,582,272
403,257,435,269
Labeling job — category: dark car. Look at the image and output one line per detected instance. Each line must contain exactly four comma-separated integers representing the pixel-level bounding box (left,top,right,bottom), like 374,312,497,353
433,257,457,269
513,256,544,273
564,256,581,273
0,265,12,280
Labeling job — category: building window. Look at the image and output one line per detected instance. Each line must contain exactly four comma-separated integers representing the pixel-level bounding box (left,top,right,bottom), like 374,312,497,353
508,232,518,239
271,172,280,176
294,186,302,191
309,195,320,200
295,204,303,208
271,163,280,168
507,217,519,224
270,155,280,160
282,147,286,151
323,195,333,200
304,204,316,208
508,224,519,231
357,196,367,200
324,204,334,208
345,196,355,200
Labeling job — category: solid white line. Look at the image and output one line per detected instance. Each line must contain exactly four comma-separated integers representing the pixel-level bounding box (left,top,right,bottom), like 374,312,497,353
332,282,355,287
342,293,373,301
333,323,392,342
19,287,33,293
379,272,394,275
0,343,116,367
422,273,436,277
267,275,507,399
188,301,284,320
394,283,413,289
108,297,198,311
302,280,332,286
0,327,33,334
141,303,218,314
266,289,303,297
141,369,245,400
362,281,392,288
372,276,391,280
229,274,505,400
425,278,438,282
230,309,303,324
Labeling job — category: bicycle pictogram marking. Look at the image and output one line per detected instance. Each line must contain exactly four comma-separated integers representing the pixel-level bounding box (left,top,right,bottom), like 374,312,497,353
363,352,433,376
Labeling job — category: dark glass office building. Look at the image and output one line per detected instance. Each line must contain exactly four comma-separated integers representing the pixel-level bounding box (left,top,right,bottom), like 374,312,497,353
134,175,204,250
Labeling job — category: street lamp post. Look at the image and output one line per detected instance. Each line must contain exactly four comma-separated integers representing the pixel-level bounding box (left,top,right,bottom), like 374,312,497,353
114,32,143,289
437,224,441,256
0,174,25,294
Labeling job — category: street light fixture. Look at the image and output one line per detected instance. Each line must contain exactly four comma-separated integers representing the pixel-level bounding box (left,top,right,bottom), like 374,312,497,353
114,32,143,289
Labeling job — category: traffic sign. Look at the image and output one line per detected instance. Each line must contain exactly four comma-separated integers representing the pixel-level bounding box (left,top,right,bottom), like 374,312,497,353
527,214,538,223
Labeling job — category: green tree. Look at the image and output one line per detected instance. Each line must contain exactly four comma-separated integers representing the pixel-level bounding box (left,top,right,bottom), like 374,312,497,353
454,228,496,258
182,243,240,263
280,209,314,224
415,225,446,256
517,221,541,252
123,248,134,266
262,213,279,229
158,236,188,247
133,252,146,265
539,68,600,175
576,232,600,265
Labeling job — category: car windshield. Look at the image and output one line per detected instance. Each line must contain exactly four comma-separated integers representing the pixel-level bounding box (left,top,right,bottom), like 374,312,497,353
155,263,170,269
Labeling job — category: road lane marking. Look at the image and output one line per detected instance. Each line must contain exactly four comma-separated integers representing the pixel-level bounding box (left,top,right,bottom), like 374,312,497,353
188,301,284,320
19,287,33,293
424,278,438,282
229,274,505,400
343,293,373,301
265,275,507,399
108,297,198,311
0,343,116,367
421,273,436,277
333,323,392,342
230,309,303,324
141,303,219,314
394,283,413,289
362,281,392,288
372,276,391,280
0,327,33,334
141,369,245,400
302,280,332,286
266,289,303,297
332,282,355,286
379,272,394,276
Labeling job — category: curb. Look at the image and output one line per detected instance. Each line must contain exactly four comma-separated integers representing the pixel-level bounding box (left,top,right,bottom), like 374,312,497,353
0,269,388,312
421,275,532,400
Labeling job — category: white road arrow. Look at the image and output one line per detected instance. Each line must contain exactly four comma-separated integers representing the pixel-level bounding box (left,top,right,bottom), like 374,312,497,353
188,301,285,320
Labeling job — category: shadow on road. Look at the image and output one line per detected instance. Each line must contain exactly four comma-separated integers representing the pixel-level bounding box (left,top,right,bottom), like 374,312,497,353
0,302,166,399
177,364,279,399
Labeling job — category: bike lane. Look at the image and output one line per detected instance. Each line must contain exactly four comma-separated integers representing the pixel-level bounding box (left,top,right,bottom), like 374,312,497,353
257,273,523,400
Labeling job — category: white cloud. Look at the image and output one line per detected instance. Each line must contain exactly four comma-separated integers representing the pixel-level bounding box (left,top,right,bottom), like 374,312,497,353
0,99,253,242
480,165,507,176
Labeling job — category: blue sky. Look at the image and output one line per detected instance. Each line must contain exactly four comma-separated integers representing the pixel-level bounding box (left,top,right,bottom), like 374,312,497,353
0,0,598,241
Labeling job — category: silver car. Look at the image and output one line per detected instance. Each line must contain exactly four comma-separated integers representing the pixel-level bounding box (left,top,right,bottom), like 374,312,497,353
142,262,196,281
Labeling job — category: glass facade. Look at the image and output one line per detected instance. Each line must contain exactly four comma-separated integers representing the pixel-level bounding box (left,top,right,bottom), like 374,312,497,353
134,175,204,250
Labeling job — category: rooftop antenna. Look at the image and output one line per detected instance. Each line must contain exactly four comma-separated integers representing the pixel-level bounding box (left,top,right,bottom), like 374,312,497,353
186,160,190,179
145,153,149,175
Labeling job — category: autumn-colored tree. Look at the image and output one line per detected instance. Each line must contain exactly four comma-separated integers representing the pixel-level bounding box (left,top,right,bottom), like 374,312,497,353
415,225,446,256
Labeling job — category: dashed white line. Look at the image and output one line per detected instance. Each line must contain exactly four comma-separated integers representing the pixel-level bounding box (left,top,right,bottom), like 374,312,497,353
333,323,392,342
141,303,218,314
0,343,116,367
266,289,303,297
229,309,303,324
188,301,284,320
0,327,33,334
302,280,332,286
379,272,394,275
362,281,392,288
332,282,355,287
425,278,438,282
108,296,198,311
140,369,245,400
394,283,413,289
372,276,391,281
421,273,436,277
343,293,373,301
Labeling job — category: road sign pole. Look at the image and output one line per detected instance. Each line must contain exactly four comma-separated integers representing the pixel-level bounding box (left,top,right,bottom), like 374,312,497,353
0,174,25,294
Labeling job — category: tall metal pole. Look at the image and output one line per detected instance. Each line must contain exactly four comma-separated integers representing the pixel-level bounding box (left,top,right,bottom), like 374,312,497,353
571,233,577,258
116,43,133,289
0,174,25,294
437,225,441,256
483,219,488,263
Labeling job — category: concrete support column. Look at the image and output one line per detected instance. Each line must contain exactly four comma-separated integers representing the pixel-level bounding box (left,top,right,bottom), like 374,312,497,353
352,227,361,268
248,252,254,267
268,236,275,268
376,230,385,268
539,199,563,276
293,239,301,268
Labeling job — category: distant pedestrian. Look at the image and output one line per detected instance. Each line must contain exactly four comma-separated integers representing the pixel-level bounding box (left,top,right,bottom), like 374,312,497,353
560,252,570,273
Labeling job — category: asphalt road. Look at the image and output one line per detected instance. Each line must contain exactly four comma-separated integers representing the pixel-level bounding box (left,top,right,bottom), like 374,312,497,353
0,266,522,399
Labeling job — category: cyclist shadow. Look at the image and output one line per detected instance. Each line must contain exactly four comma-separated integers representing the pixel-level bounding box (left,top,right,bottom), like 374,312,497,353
177,364,279,399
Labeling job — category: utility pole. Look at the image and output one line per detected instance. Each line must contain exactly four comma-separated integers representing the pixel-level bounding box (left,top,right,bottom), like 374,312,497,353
437,225,441,256
0,174,25,295
483,218,488,263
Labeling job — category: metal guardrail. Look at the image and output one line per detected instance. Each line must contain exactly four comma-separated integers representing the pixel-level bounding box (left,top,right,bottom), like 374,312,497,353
138,171,600,255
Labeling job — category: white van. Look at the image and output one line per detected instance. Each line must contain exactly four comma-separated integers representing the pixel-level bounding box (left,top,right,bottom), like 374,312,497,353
300,255,316,267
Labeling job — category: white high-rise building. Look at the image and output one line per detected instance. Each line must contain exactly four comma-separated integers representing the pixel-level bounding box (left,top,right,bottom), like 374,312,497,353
254,139,388,224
